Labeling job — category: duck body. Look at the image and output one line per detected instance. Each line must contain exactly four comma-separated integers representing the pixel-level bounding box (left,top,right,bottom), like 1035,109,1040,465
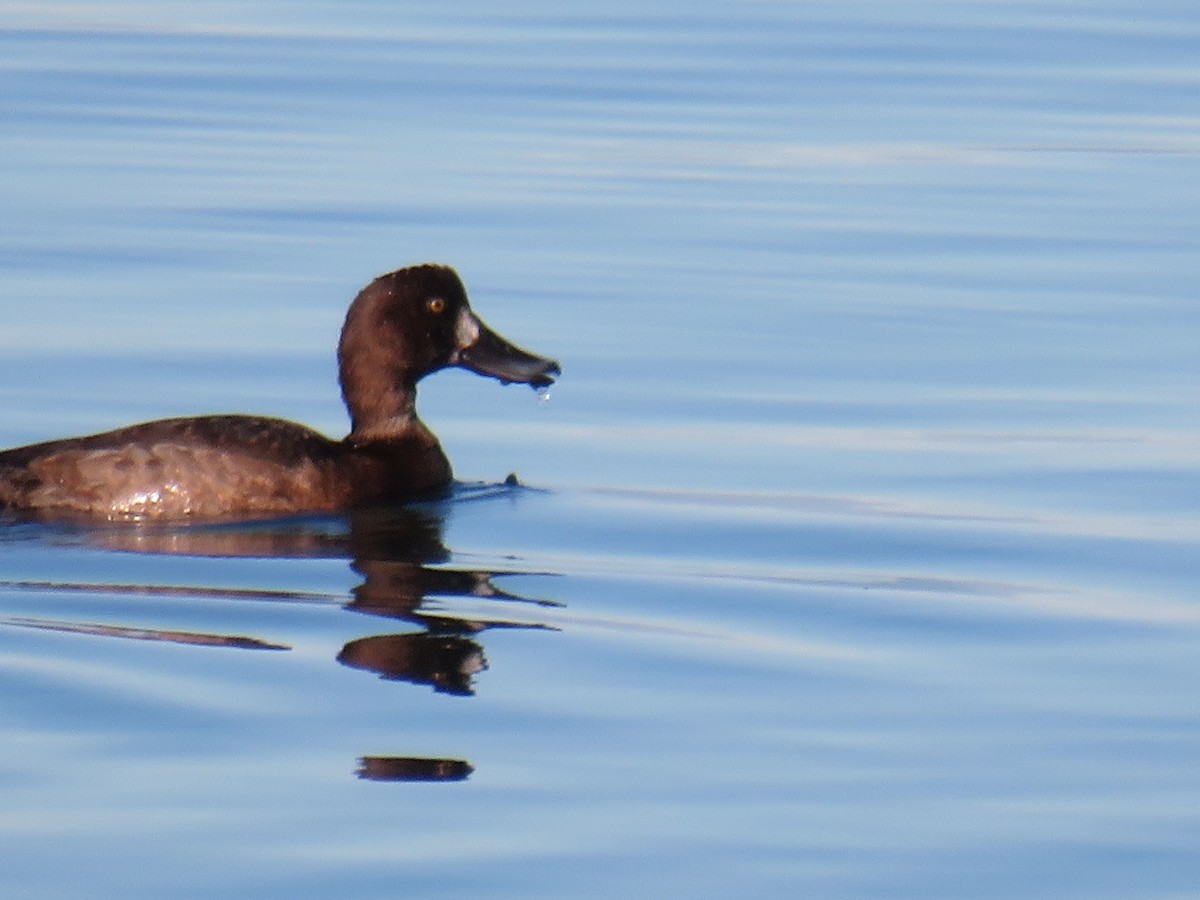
0,264,558,521
0,414,449,518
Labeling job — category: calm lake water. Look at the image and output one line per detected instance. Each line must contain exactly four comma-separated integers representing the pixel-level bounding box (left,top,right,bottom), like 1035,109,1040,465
2,2,1199,897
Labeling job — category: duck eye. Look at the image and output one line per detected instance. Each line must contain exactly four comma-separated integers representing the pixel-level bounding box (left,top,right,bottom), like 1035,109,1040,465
426,296,446,315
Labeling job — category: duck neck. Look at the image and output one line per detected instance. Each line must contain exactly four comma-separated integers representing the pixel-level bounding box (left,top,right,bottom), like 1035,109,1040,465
342,382,422,443
339,345,423,441
337,291,424,442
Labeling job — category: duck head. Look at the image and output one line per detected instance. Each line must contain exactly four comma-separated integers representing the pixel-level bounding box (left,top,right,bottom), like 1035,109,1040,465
338,264,560,439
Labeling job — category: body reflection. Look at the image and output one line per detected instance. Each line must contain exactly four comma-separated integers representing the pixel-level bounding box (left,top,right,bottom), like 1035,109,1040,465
2,485,559,781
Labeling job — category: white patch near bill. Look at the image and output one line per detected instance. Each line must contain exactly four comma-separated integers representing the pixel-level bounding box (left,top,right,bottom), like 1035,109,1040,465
454,307,481,349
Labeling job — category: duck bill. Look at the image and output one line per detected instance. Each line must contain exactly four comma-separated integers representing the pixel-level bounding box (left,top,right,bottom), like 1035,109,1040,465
452,309,560,388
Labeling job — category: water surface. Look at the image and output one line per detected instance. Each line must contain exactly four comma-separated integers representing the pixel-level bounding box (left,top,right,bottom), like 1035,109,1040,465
1,2,1199,897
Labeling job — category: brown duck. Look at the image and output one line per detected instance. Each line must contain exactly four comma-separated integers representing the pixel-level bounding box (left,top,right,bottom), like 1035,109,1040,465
0,264,559,520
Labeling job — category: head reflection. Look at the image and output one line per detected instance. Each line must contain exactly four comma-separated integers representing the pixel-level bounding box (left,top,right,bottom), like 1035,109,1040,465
338,632,487,696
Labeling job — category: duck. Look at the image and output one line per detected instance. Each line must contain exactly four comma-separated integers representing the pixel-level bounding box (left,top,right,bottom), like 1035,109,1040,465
0,264,560,520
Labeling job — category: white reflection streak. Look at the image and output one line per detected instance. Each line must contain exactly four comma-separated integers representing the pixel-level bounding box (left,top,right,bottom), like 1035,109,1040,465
449,418,1200,457
527,137,1200,182
517,544,1200,629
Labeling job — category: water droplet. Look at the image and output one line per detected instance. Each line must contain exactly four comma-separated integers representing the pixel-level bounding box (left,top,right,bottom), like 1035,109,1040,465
536,385,552,404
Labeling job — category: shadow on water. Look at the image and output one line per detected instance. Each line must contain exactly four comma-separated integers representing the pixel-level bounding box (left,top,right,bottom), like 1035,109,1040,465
0,481,561,783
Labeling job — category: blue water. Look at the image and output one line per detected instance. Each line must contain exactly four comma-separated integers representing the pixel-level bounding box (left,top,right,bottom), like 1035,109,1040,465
2,2,1199,897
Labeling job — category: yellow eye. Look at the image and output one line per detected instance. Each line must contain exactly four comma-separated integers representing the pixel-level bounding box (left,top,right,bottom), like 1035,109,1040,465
427,296,446,315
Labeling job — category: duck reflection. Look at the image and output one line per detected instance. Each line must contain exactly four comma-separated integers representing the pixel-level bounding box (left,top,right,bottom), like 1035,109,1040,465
6,486,558,782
